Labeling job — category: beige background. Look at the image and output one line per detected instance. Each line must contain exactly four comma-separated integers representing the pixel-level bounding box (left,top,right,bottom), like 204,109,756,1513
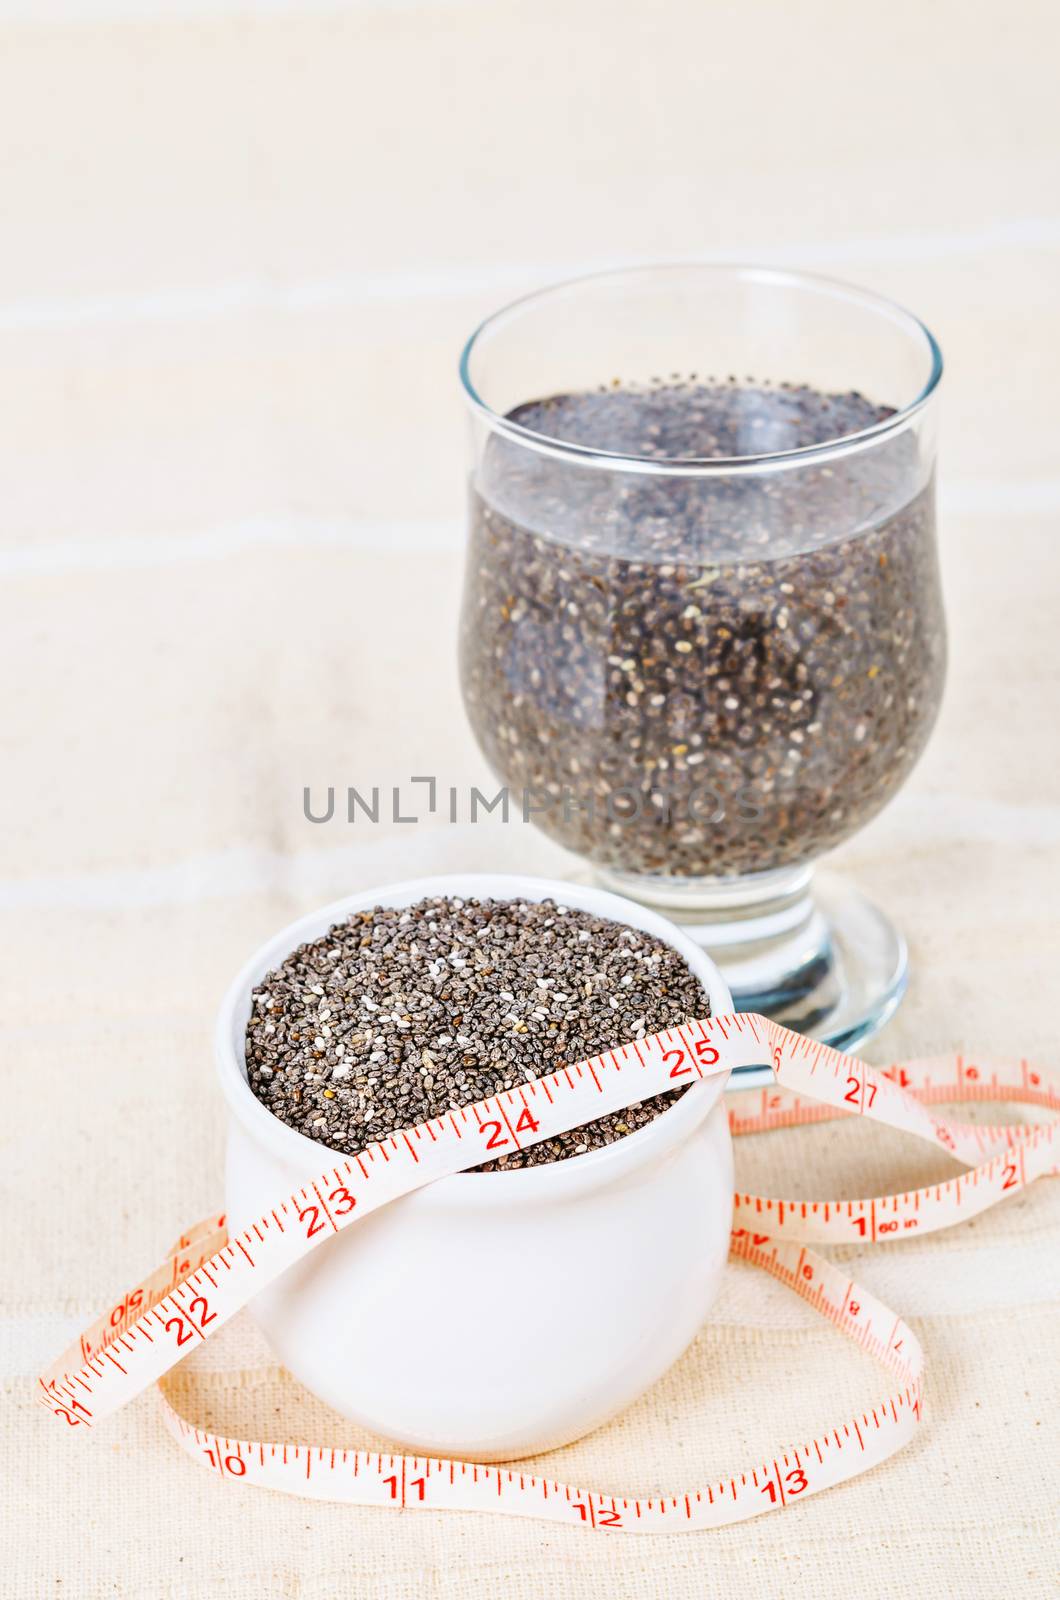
2,2,1059,1596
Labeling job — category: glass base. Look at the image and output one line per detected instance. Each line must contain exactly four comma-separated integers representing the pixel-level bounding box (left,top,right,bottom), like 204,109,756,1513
586,865,908,1087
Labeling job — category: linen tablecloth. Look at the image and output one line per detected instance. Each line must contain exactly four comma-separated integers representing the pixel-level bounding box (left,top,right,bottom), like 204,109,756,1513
3,4,1058,1594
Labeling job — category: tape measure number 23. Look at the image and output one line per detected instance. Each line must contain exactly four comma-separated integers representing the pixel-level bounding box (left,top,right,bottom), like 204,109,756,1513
39,1013,1058,1533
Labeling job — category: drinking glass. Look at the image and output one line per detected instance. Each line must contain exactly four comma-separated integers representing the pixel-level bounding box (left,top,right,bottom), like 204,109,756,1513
458,265,945,1053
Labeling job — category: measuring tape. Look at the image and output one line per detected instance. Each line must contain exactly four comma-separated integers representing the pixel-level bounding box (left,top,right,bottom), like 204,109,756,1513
39,1013,1057,1532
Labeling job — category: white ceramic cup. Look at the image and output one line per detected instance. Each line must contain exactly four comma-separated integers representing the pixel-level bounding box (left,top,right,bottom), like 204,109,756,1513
216,873,735,1461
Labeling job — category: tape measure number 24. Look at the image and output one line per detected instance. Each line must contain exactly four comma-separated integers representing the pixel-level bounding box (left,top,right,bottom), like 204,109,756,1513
39,1013,1058,1533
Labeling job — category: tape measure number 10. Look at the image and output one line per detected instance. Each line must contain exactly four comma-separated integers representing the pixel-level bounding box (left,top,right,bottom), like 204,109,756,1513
38,1013,1058,1533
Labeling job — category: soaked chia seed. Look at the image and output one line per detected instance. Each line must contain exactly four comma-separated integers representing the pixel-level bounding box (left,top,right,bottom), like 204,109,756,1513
245,895,710,1170
459,381,946,879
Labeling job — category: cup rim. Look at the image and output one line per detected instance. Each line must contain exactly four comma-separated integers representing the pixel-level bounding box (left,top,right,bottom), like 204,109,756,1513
458,261,943,477
215,872,734,1204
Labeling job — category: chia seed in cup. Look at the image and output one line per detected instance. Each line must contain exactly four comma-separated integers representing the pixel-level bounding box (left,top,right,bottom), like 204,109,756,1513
459,381,946,879
244,895,710,1170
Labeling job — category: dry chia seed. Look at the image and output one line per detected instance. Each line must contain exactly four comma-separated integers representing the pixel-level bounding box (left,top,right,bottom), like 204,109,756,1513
245,895,710,1170
459,380,946,879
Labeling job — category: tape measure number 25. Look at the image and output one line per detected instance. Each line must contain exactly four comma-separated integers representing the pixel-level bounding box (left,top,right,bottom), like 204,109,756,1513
39,1013,1058,1533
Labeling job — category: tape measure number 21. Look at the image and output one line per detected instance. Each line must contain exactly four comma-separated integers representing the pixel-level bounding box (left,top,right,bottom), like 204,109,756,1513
39,1013,1058,1532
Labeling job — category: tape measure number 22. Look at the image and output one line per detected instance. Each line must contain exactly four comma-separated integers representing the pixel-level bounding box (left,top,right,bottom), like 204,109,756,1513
39,1013,1058,1533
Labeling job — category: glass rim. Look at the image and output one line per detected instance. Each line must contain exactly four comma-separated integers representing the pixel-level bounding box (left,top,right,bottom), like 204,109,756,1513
458,262,943,477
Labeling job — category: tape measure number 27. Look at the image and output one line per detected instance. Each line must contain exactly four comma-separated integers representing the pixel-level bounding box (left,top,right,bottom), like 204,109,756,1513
39,1012,1058,1532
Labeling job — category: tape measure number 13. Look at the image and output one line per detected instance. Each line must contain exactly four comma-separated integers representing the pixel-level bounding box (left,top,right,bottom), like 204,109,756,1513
39,1014,1058,1532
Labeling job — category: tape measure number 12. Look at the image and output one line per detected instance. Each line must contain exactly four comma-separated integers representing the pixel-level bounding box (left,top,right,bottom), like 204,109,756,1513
39,1013,1058,1533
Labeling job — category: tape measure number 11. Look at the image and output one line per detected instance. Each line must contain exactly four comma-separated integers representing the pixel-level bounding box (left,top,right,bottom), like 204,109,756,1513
39,1013,1058,1533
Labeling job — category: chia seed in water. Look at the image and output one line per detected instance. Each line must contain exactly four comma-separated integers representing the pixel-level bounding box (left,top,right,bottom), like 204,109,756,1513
245,895,710,1170
459,381,946,879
